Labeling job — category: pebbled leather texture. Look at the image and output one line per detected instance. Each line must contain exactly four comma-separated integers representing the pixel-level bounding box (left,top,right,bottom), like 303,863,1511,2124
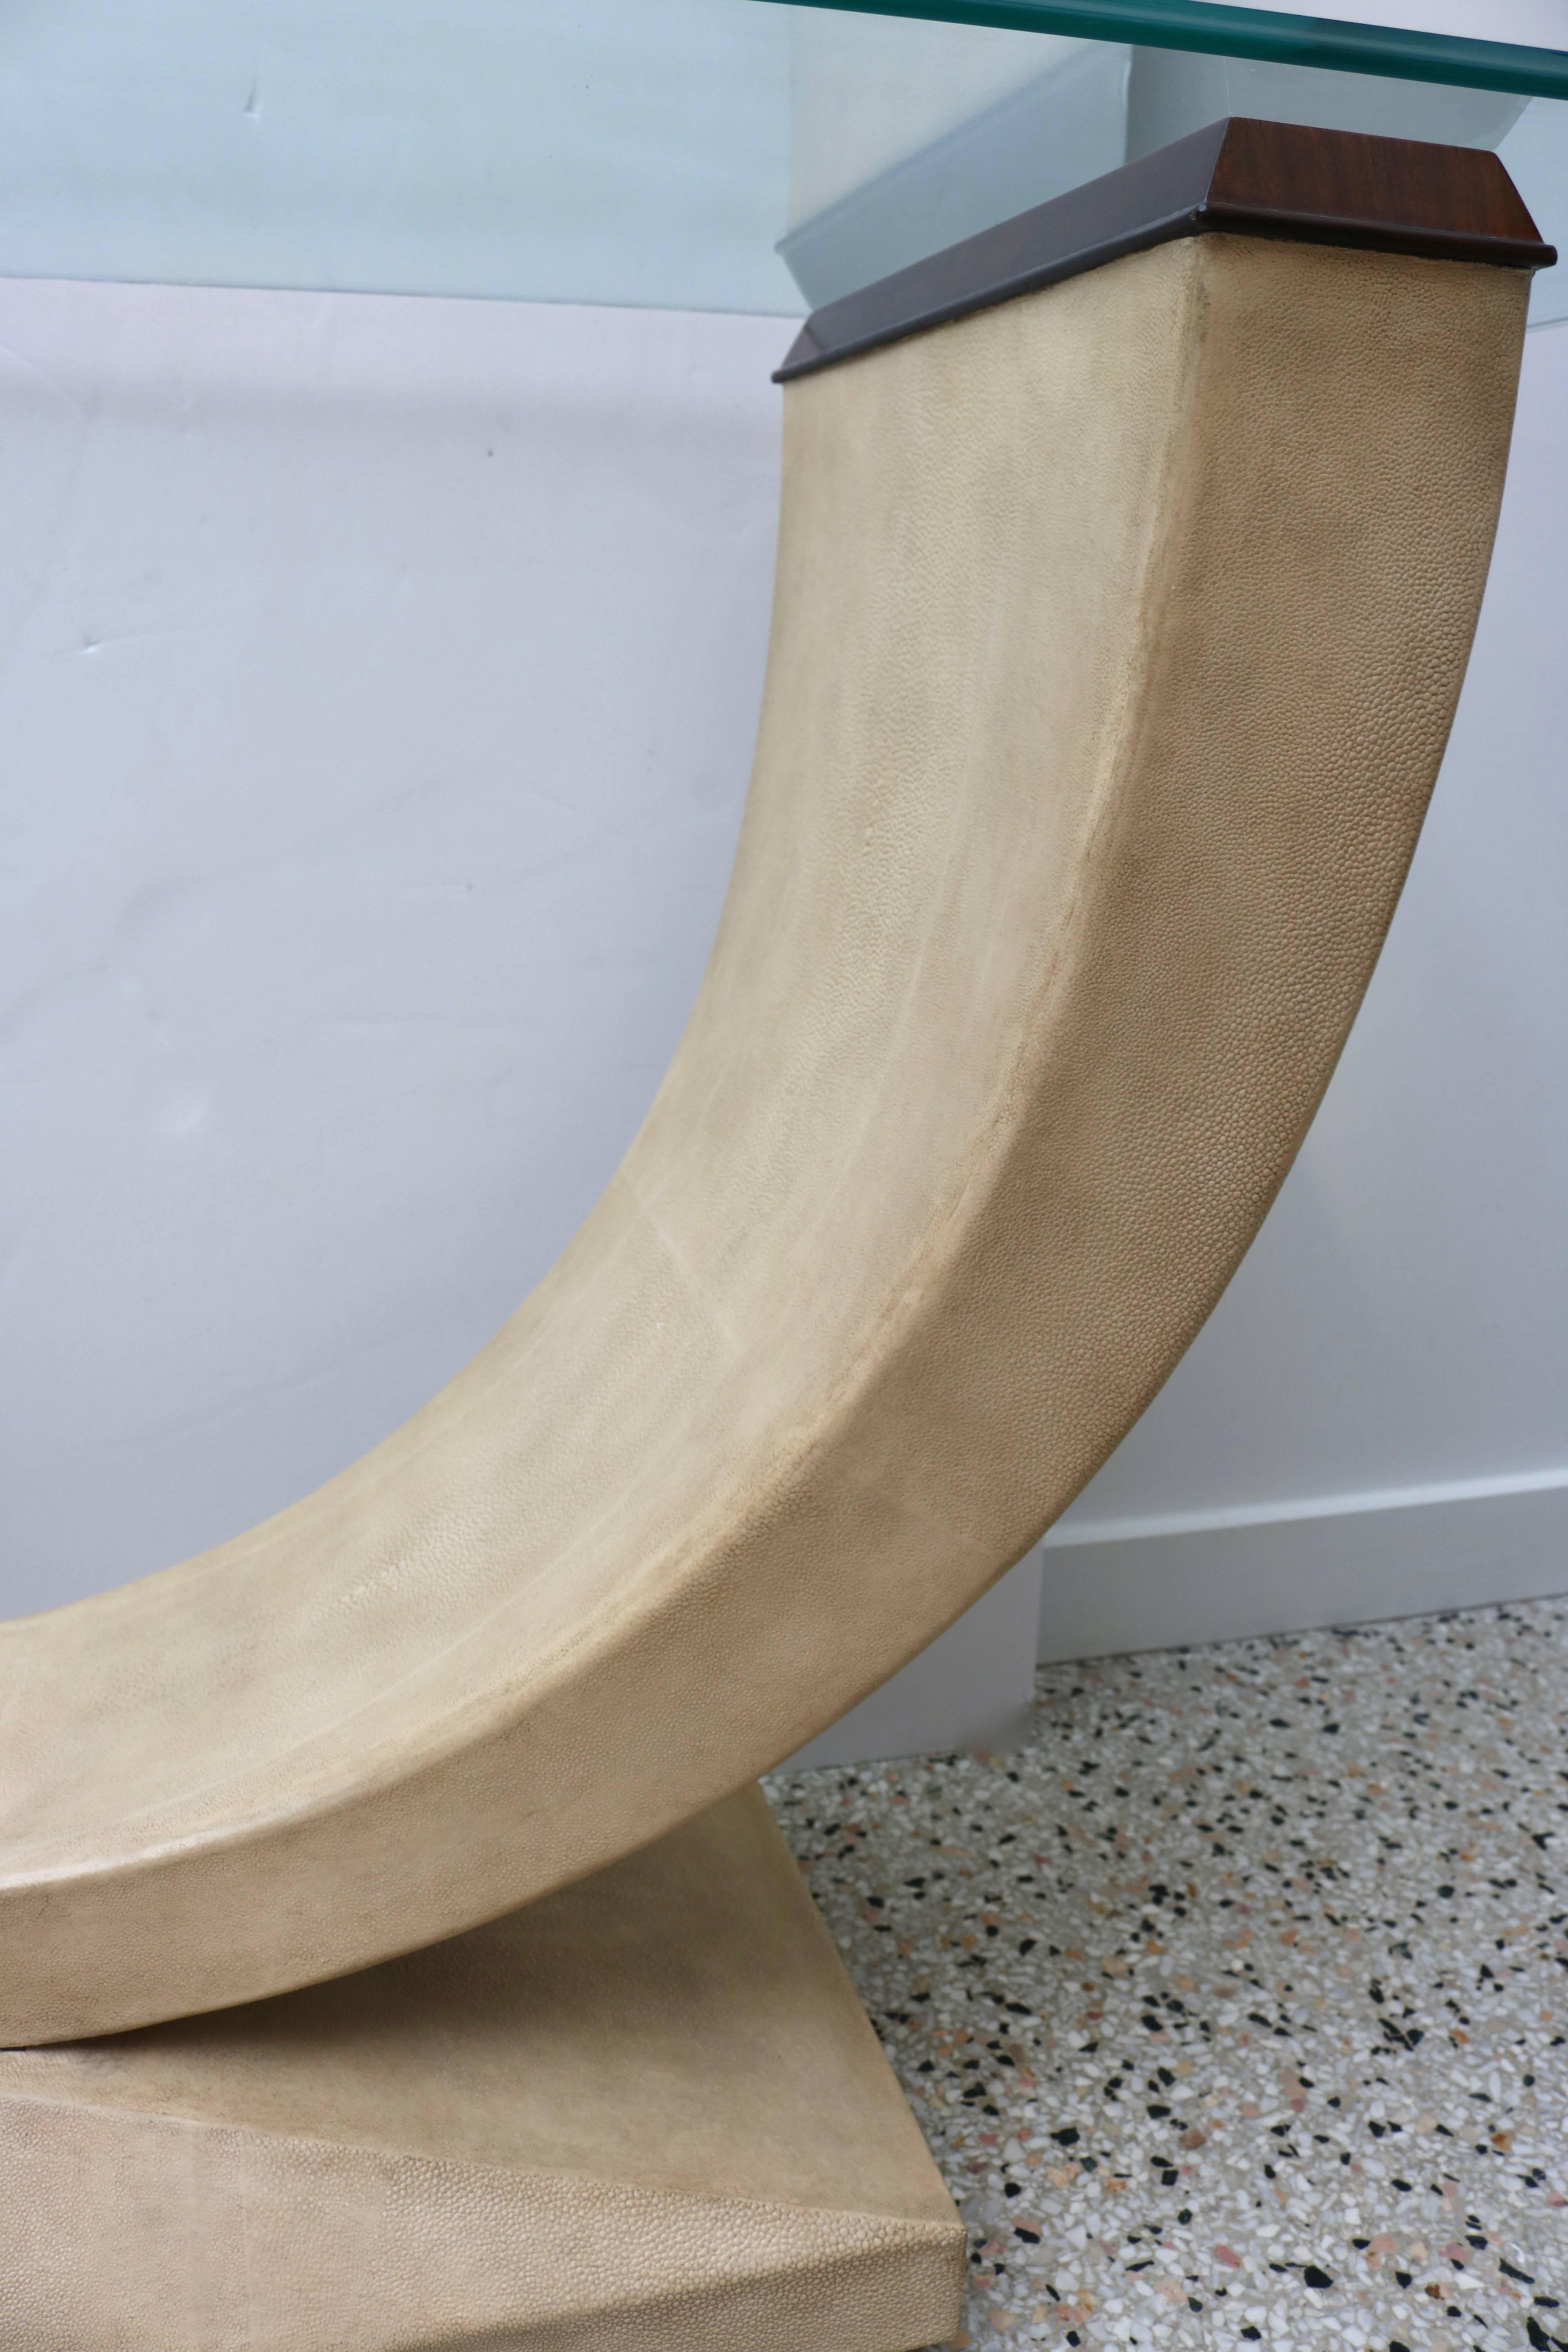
0,233,1528,2041
0,1788,965,2349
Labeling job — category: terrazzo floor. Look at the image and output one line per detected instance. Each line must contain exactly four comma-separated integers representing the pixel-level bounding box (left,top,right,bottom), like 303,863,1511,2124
766,1597,1568,2352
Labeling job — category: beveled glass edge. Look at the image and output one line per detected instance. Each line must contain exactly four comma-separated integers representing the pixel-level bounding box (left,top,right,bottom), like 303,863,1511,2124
762,0,1568,101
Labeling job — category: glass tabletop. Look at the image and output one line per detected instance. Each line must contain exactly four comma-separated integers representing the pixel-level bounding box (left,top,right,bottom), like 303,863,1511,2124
0,0,1563,324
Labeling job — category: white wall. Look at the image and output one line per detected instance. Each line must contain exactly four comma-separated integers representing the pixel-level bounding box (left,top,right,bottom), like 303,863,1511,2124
0,280,782,1606
2,277,1563,1760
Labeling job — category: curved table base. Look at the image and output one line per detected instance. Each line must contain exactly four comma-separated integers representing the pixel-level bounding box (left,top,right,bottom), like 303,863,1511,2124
0,112,1550,2350
0,124,1544,2051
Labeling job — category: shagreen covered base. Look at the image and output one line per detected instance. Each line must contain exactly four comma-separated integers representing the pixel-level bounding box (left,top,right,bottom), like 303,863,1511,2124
0,1789,964,2351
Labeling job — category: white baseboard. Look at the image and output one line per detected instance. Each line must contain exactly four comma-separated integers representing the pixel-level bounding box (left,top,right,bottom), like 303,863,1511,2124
776,1471,1568,1768
1037,1467,1568,1661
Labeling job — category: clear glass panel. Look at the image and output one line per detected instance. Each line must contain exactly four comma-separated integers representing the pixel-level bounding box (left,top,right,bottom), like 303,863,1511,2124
0,0,801,314
0,0,1560,320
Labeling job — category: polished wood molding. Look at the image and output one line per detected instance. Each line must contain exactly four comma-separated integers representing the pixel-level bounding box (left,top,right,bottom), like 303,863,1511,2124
776,116,1555,381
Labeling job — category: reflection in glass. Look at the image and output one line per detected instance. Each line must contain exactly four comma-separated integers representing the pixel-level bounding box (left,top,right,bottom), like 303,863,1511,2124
0,0,1559,320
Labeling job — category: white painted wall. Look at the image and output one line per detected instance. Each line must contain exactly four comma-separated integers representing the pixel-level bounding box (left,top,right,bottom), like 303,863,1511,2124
0,281,783,1606
2,276,1563,1764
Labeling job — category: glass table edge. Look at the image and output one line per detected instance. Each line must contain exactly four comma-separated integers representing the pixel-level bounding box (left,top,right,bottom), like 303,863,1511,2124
759,0,1568,101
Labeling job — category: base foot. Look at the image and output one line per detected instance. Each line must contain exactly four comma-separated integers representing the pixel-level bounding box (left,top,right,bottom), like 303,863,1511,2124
0,1787,962,2348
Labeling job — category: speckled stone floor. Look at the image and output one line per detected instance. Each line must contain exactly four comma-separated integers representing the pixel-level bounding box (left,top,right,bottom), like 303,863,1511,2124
765,1597,1568,2352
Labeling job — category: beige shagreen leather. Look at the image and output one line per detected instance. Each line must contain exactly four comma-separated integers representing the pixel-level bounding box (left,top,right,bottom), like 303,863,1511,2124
0,233,1528,2043
0,1787,966,2350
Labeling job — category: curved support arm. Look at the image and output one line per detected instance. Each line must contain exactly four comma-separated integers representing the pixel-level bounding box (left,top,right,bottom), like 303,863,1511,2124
0,124,1536,2042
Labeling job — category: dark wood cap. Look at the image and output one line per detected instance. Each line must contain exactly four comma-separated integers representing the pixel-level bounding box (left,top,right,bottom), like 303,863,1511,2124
775,116,1555,382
